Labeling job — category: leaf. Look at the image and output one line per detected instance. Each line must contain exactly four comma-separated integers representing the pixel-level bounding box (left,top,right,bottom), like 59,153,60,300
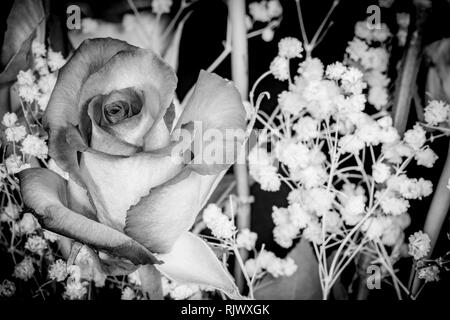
0,0,45,82
425,38,450,102
0,0,45,116
155,231,242,300
254,238,322,300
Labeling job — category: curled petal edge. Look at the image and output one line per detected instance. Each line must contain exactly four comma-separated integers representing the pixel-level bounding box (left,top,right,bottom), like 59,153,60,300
18,167,161,266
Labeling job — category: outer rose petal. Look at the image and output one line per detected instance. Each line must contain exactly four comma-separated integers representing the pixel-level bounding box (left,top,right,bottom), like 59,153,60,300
19,168,160,266
156,232,242,300
124,169,211,252
45,38,136,187
174,70,247,174
80,150,183,230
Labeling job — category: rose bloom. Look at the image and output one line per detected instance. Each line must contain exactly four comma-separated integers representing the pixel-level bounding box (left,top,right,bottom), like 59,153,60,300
19,38,246,299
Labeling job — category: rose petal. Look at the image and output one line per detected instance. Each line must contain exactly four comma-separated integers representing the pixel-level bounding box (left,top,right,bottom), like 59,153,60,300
19,168,160,265
124,168,225,253
67,179,97,221
156,232,242,300
80,149,183,230
45,38,137,187
174,70,247,174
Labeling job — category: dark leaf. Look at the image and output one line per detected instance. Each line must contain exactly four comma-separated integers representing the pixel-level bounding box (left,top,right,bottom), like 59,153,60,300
254,238,322,300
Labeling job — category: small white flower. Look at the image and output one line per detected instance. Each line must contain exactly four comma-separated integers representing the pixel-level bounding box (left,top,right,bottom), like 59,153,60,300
372,162,391,183
249,0,282,22
278,91,304,115
64,278,87,300
339,134,365,154
25,235,47,256
414,147,438,168
368,86,388,109
252,250,297,278
5,125,27,142
257,165,281,191
291,165,327,189
278,37,303,59
121,287,136,300
301,188,334,217
236,229,257,250
288,203,311,230
418,265,440,282
17,83,40,103
275,139,310,171
378,191,409,216
341,67,366,95
32,40,46,57
2,112,18,127
362,216,389,240
202,204,235,240
270,56,290,81
408,231,431,260
298,58,324,82
0,280,16,297
273,223,298,248
13,257,35,281
293,116,319,141
403,124,426,150
280,257,297,276
424,100,449,125
18,213,40,234
17,70,35,86
382,142,413,164
21,135,48,159
47,49,66,71
151,0,173,14
303,220,323,244
48,260,68,282
261,28,274,42
326,62,347,80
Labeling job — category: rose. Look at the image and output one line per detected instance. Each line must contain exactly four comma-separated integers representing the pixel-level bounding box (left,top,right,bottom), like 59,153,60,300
19,38,246,298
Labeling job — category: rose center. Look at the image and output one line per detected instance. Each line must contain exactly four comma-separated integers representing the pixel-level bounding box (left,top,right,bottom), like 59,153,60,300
103,101,132,124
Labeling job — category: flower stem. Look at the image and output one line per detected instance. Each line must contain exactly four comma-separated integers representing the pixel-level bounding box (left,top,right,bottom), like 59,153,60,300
227,0,251,292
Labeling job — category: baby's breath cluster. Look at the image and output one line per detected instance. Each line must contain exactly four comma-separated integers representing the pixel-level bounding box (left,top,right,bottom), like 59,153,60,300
247,0,283,42
345,20,392,110
249,34,441,297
